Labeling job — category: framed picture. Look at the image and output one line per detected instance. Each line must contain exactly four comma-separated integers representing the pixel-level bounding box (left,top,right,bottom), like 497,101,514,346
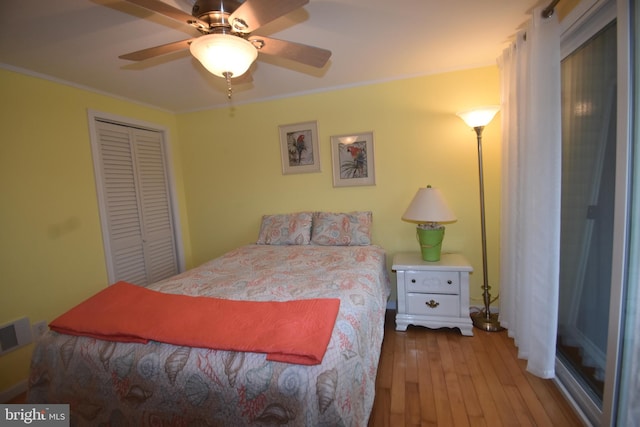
330,131,376,187
279,121,321,174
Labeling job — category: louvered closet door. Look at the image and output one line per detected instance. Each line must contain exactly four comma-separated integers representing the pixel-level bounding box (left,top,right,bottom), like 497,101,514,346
96,120,178,286
131,128,178,283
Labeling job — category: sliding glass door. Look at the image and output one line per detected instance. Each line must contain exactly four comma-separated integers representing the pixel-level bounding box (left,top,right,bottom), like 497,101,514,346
555,0,632,425
557,16,616,410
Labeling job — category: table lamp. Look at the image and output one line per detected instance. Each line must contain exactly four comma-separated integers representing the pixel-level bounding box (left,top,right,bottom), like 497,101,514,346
402,185,457,261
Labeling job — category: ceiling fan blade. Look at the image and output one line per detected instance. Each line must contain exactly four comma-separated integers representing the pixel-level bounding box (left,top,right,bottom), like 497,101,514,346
123,0,209,30
119,39,194,61
250,35,331,68
229,0,308,33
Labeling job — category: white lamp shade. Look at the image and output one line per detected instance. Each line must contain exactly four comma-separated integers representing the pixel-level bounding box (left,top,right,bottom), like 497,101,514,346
190,34,258,78
456,106,500,128
402,186,457,223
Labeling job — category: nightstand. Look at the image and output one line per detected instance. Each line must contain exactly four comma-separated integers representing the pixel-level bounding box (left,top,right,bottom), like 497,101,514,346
393,252,474,336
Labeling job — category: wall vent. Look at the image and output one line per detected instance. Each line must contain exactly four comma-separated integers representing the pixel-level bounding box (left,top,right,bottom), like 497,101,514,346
0,317,32,356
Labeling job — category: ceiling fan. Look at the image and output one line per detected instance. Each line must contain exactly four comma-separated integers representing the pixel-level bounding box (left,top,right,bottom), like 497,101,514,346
118,0,332,97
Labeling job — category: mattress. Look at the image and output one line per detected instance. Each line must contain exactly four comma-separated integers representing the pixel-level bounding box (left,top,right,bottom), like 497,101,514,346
27,244,391,426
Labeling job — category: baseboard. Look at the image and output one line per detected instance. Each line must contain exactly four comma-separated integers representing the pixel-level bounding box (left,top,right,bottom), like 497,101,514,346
0,379,27,403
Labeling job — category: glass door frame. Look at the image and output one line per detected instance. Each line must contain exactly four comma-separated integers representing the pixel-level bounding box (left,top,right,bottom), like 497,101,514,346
555,0,632,425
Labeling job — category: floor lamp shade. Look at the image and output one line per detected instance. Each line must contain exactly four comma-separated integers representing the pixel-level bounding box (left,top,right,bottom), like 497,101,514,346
456,106,500,128
402,186,456,261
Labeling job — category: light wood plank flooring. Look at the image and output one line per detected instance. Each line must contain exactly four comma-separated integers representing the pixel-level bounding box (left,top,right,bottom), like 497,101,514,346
369,311,584,426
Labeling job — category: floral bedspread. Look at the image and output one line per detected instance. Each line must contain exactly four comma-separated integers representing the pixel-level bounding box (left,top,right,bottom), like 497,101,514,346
28,245,391,426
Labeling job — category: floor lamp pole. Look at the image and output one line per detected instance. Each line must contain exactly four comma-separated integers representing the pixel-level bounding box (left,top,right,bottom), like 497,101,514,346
471,125,503,332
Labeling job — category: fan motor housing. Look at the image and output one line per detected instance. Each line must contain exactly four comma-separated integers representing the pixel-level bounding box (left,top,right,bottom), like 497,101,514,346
192,0,243,27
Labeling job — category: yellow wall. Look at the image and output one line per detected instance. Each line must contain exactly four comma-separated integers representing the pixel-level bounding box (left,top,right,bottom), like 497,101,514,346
0,64,501,396
177,65,501,300
0,68,191,393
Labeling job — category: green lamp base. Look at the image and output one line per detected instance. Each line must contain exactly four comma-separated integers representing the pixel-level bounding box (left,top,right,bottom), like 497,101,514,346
416,226,445,261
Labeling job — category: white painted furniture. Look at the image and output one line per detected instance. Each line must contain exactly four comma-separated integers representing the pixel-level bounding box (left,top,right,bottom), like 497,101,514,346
393,252,473,336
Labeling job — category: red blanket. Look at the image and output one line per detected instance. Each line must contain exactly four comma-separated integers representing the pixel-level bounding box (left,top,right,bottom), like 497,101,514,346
49,281,340,365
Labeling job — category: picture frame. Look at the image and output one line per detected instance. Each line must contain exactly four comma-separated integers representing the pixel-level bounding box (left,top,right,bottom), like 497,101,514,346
330,131,376,187
279,121,321,174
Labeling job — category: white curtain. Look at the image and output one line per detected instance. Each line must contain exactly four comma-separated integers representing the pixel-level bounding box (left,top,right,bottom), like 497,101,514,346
498,7,561,379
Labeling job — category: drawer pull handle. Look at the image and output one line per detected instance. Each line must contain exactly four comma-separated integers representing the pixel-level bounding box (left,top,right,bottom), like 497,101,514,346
425,299,440,308
447,280,453,285
411,279,416,283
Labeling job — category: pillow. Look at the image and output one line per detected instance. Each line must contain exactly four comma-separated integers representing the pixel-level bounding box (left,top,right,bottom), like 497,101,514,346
256,212,312,245
311,211,372,246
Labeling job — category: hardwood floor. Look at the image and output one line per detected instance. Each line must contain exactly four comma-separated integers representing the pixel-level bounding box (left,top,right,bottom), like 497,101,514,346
368,311,584,427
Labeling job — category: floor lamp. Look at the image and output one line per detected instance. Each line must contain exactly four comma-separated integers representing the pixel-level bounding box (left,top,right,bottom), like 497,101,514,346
456,106,503,332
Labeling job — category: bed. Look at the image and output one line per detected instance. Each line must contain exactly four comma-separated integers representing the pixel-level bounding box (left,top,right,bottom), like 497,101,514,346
27,211,391,426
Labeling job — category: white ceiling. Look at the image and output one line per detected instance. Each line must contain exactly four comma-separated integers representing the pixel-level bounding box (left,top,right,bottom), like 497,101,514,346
0,0,540,113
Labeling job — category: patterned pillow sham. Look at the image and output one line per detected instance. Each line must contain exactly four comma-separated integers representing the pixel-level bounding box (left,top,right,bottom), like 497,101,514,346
311,211,372,246
256,212,313,245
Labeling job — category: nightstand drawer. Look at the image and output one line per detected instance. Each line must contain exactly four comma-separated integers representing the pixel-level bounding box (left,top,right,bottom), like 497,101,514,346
406,293,460,317
405,271,459,294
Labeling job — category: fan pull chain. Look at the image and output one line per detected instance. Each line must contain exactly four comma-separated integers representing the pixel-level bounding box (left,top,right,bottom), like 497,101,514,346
223,72,233,99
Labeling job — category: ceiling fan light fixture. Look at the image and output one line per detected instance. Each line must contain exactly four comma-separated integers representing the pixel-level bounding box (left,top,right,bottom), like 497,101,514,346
189,33,257,78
